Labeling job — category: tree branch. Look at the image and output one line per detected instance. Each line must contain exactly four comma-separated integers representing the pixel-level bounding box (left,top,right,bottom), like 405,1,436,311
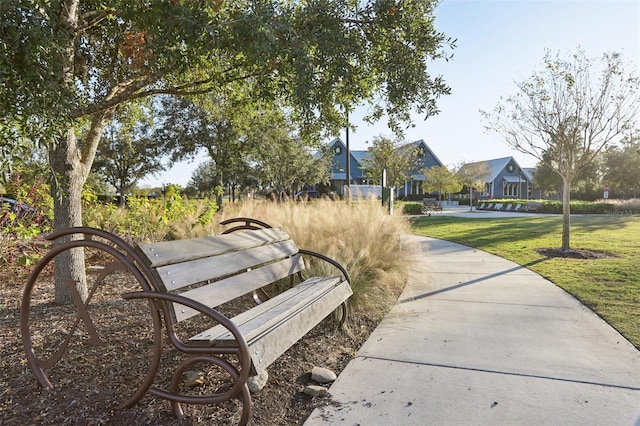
70,64,269,119
77,9,113,32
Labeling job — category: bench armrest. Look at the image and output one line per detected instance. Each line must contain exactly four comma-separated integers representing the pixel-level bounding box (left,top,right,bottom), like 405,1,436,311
220,217,273,234
297,248,351,285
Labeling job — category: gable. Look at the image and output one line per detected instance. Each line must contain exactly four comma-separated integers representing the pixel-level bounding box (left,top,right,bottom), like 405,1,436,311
323,137,445,179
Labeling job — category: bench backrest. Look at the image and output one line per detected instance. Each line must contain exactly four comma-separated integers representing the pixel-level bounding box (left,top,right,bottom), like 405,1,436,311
135,228,306,323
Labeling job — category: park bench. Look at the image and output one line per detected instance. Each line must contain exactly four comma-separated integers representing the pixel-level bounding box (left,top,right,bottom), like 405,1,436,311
422,198,443,215
21,217,352,425
524,201,544,212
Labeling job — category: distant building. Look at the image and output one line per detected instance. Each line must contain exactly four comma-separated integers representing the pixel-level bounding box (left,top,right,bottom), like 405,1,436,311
325,138,444,197
461,156,535,199
521,167,544,199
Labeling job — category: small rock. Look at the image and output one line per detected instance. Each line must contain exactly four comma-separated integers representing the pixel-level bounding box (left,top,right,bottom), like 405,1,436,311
311,366,337,384
303,385,330,398
184,371,205,388
247,370,269,393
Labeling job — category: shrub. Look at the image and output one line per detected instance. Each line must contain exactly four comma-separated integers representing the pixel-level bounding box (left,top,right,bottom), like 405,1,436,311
541,200,611,214
402,203,423,215
83,195,218,243
0,174,52,283
11,194,410,323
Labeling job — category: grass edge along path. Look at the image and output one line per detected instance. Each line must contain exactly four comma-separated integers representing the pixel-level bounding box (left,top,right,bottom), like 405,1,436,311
411,215,640,350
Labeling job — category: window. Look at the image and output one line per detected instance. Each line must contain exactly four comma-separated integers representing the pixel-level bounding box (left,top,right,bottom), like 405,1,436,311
503,181,517,197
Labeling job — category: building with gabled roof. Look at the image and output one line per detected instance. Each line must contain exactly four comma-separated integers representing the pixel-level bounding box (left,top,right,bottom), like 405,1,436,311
325,138,444,198
460,156,533,199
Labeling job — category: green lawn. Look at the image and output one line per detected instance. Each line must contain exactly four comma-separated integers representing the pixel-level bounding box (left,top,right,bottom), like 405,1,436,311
411,215,640,349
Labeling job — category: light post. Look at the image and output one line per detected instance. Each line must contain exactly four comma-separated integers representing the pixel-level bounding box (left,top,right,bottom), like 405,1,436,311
345,109,351,203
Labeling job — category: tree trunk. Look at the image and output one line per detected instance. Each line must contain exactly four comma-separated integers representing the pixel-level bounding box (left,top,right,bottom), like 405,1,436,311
561,176,571,251
50,112,112,304
469,187,473,212
50,128,89,304
215,171,224,212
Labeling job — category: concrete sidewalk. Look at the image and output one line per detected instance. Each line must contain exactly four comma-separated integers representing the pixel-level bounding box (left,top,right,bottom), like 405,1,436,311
304,235,640,425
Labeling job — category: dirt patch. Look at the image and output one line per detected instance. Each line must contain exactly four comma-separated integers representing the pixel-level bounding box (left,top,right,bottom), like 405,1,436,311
0,267,380,425
536,248,618,260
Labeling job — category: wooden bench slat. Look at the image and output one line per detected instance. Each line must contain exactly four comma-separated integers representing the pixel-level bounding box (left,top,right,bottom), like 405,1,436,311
172,255,306,322
155,240,300,291
189,276,345,346
246,280,353,373
137,228,291,267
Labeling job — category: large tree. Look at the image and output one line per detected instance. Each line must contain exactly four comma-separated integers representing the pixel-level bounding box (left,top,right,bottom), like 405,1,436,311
1,0,453,303
602,131,640,199
483,49,639,250
249,123,332,200
154,92,253,211
92,104,164,206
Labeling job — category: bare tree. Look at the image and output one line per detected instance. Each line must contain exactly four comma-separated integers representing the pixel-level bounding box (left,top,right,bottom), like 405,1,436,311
483,49,639,250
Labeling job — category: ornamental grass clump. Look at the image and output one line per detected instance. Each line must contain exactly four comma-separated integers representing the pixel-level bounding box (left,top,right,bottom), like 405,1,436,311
217,199,412,321
601,198,640,215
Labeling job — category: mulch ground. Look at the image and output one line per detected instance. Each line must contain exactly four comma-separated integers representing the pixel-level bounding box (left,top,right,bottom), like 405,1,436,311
0,261,379,425
536,248,619,259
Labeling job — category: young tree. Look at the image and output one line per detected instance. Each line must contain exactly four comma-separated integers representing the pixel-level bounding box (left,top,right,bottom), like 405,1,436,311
421,165,462,201
1,1,453,303
483,49,639,250
362,135,421,189
455,162,492,212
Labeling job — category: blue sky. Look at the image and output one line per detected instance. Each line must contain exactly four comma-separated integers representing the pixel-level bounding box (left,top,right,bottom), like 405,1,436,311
141,0,640,188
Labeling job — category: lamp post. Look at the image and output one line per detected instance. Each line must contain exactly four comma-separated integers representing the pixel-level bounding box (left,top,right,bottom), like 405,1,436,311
345,108,351,203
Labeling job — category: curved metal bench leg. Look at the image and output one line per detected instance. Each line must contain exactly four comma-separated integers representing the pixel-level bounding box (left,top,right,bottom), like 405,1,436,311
338,301,349,327
156,354,252,424
171,384,252,425
21,237,163,410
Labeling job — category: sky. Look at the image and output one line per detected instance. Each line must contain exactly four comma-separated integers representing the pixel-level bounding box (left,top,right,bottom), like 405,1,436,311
140,0,640,188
